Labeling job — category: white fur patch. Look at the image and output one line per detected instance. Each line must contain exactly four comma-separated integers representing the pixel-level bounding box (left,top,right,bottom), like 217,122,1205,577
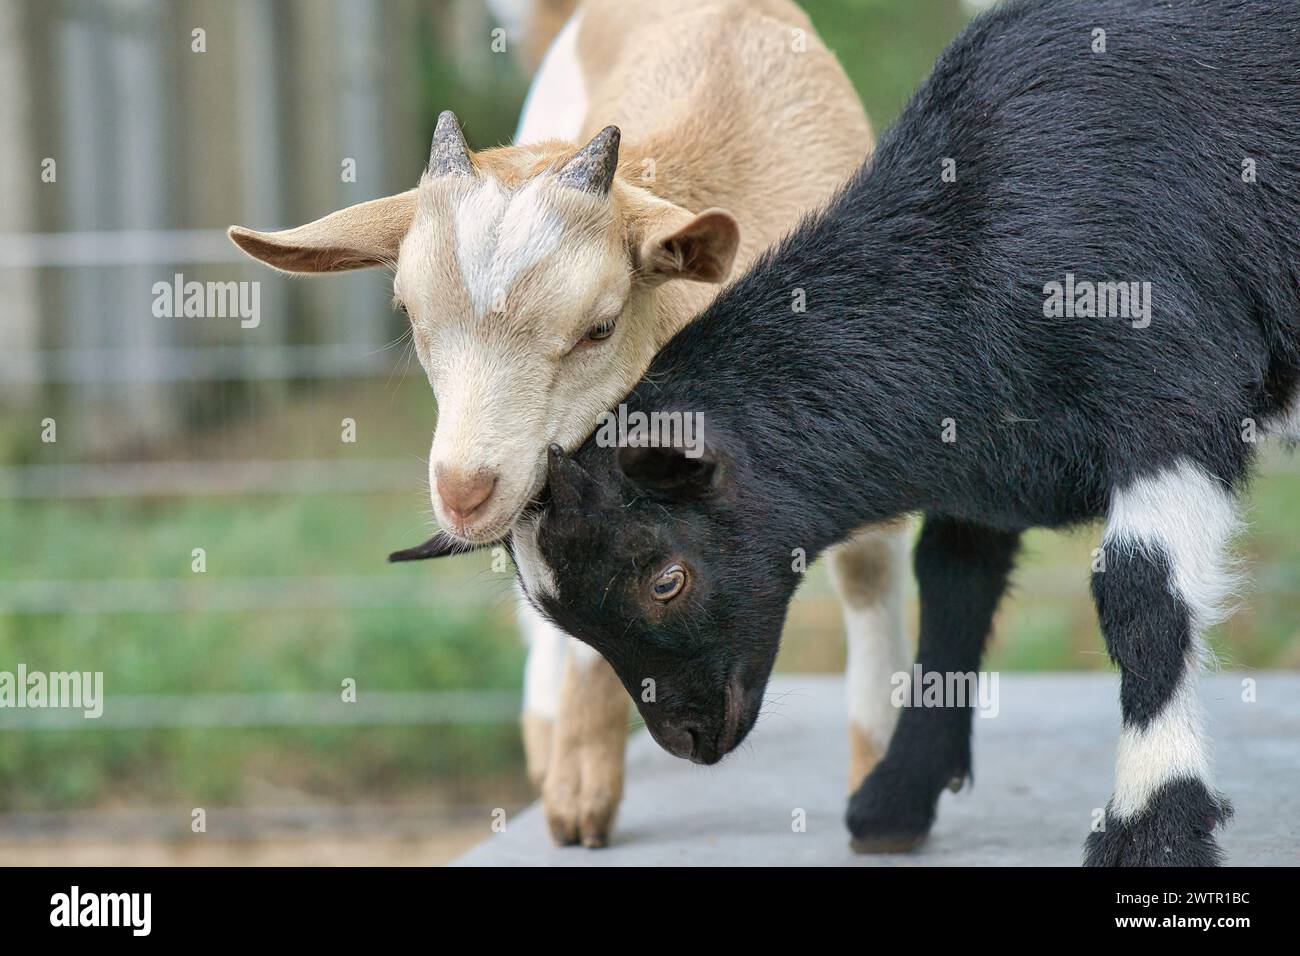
1110,661,1213,819
1102,459,1239,819
454,177,566,318
518,589,568,720
514,11,587,144
512,513,557,600
844,603,909,752
839,534,912,752
1104,459,1242,632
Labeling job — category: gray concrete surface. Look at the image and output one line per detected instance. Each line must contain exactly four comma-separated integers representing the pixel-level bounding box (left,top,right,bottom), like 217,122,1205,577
456,672,1300,866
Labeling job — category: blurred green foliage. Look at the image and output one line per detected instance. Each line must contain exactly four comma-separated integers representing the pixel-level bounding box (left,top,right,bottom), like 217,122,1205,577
803,0,971,129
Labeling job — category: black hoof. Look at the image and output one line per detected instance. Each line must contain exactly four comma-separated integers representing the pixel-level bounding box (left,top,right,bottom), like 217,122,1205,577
845,760,945,855
1084,778,1232,867
850,831,929,854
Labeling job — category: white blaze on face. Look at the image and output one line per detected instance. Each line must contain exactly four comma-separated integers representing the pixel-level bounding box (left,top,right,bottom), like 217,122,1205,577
453,177,567,319
396,167,640,543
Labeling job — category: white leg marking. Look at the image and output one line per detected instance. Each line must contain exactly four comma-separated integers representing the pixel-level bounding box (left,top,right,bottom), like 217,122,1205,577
1104,459,1241,819
830,526,912,756
1111,662,1212,819
513,11,587,144
519,587,568,721
844,593,909,756
1105,459,1242,632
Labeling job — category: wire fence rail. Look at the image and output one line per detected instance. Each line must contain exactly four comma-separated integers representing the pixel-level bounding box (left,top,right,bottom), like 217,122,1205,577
0,229,247,269
0,459,421,498
0,690,519,730
0,345,403,385
0,573,509,614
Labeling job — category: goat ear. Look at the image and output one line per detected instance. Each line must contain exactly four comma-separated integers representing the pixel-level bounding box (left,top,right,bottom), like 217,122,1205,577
388,531,486,563
228,189,418,274
546,443,600,513
638,208,740,285
616,443,720,500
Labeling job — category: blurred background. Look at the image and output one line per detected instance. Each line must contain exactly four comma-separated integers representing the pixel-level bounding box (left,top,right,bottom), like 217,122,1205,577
1,0,1297,865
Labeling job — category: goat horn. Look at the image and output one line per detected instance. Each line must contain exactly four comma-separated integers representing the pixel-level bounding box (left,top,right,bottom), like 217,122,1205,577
428,110,474,179
554,126,620,195
388,531,483,562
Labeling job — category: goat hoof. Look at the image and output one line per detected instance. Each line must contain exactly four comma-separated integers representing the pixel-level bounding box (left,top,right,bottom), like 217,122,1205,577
1083,780,1232,867
850,831,928,854
845,759,944,854
541,745,624,850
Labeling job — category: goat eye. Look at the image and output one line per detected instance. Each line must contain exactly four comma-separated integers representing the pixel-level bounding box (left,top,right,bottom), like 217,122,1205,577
585,319,616,342
651,564,687,603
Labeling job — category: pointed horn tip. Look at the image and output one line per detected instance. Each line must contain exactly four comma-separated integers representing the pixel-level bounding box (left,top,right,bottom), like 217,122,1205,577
553,126,622,194
428,109,474,179
387,532,457,562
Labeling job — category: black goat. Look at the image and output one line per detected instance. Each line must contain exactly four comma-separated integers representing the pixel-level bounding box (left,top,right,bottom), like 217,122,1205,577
521,0,1300,865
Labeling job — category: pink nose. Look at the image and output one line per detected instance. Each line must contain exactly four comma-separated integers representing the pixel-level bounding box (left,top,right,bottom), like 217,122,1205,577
436,466,497,526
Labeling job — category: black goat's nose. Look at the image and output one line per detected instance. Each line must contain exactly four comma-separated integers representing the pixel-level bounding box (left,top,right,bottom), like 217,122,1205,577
657,720,702,761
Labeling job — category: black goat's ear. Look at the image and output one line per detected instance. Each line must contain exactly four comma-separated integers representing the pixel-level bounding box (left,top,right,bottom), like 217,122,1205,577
547,443,600,513
388,532,484,562
616,444,719,500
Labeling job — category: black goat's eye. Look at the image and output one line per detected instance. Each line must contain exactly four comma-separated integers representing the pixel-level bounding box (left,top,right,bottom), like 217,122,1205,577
651,564,687,603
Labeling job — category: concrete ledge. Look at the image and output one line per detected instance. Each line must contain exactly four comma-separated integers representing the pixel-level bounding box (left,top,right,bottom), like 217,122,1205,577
456,672,1300,866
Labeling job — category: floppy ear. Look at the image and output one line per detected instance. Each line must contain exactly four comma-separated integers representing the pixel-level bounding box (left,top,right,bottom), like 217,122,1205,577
616,444,720,500
638,207,740,285
388,531,488,563
228,189,418,274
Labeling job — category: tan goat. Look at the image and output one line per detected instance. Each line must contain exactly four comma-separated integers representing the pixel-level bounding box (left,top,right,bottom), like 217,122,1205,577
229,0,910,848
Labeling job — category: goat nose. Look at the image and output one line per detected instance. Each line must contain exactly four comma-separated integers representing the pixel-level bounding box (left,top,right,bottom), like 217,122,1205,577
656,720,703,762
436,466,497,522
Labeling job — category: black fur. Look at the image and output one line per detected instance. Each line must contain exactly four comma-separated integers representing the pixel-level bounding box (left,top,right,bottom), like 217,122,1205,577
847,517,1020,852
1085,779,1233,867
1092,542,1195,730
528,0,1299,865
